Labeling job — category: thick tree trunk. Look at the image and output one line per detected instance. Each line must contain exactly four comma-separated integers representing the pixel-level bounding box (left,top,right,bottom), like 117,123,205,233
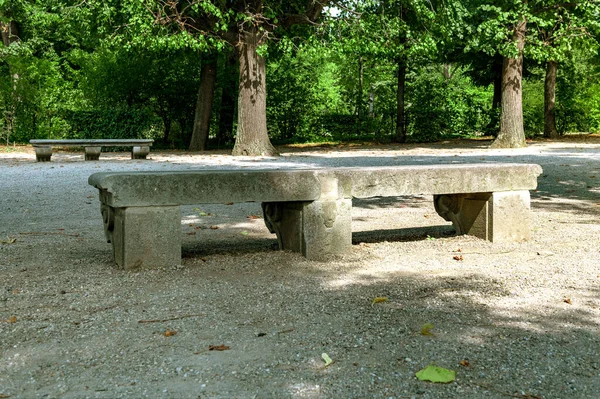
189,56,217,151
232,28,277,156
217,52,237,147
544,60,559,139
357,57,363,135
394,60,407,143
491,18,527,148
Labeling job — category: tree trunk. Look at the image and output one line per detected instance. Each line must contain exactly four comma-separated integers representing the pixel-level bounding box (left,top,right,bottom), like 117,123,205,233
217,52,237,147
1,20,19,142
394,60,407,143
1,21,19,46
232,28,277,156
491,18,527,148
544,60,559,139
485,58,503,136
357,57,364,135
189,56,217,151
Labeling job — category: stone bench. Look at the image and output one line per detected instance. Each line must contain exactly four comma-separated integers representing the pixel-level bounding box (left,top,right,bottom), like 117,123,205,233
30,139,154,162
88,163,543,270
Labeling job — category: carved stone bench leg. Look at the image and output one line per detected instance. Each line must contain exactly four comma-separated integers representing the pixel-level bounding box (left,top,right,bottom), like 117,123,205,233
85,146,102,160
132,146,150,159
108,206,181,270
434,190,531,242
262,199,352,260
34,146,53,162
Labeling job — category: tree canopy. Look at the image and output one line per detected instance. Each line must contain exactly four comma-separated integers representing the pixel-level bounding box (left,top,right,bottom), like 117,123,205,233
1,0,600,151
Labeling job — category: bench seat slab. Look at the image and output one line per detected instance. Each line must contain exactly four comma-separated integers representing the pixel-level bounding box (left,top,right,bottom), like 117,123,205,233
111,206,181,270
434,190,531,242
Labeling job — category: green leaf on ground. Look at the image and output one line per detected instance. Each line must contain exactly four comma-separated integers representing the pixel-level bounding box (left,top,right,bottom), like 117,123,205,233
372,296,388,305
415,364,456,383
321,353,333,367
420,323,435,336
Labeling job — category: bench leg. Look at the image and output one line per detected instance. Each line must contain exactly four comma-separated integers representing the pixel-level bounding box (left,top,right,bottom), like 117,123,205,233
262,199,352,260
434,191,531,242
34,146,53,162
107,206,181,270
132,146,150,159
85,146,102,160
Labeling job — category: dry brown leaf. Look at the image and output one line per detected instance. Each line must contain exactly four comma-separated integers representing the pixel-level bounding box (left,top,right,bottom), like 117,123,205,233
247,214,261,220
210,226,219,230
164,330,177,337
0,394,11,398
2,316,17,323
453,255,464,261
187,232,196,235
563,298,572,305
459,359,470,367
224,202,234,205
209,344,230,351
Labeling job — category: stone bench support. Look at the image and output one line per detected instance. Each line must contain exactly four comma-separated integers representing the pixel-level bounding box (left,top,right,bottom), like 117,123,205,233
30,139,154,162
89,164,543,270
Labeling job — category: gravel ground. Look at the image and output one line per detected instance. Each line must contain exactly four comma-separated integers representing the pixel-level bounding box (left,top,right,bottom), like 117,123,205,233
1,138,599,399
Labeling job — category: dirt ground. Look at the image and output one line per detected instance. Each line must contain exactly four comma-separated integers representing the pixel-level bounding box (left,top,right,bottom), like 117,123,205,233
1,138,600,399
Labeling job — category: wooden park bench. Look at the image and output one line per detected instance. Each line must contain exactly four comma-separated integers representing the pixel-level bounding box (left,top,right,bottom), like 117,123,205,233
30,139,154,162
88,163,543,270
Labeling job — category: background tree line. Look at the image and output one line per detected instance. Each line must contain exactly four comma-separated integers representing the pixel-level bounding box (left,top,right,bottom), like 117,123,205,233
1,0,599,155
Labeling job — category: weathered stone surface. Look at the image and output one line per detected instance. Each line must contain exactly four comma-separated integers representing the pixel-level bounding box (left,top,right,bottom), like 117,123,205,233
132,146,150,159
30,139,154,162
89,163,543,268
34,146,53,162
434,191,532,242
84,146,101,161
335,164,543,197
89,169,323,207
111,206,181,270
262,199,352,260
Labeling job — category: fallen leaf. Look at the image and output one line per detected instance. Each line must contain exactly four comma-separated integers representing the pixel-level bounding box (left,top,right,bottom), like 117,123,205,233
247,214,261,219
187,232,196,235
563,297,572,304
209,344,230,351
224,202,234,205
2,316,17,323
240,231,249,236
321,353,333,367
415,364,456,383
210,226,219,230
459,359,470,367
1,237,16,244
0,394,11,398
420,323,435,336
372,297,388,305
453,255,463,261
164,330,177,337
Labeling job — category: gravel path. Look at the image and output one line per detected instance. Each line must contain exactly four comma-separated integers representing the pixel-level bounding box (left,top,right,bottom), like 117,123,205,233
1,139,599,399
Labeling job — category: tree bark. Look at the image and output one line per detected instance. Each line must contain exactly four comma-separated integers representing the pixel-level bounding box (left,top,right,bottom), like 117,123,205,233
232,27,277,156
544,60,559,139
1,20,19,46
357,57,364,135
394,60,407,143
491,18,527,148
189,56,217,151
217,52,237,147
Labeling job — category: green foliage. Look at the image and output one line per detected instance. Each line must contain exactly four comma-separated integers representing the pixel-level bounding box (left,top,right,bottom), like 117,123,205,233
522,78,544,137
408,65,492,141
62,109,159,139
